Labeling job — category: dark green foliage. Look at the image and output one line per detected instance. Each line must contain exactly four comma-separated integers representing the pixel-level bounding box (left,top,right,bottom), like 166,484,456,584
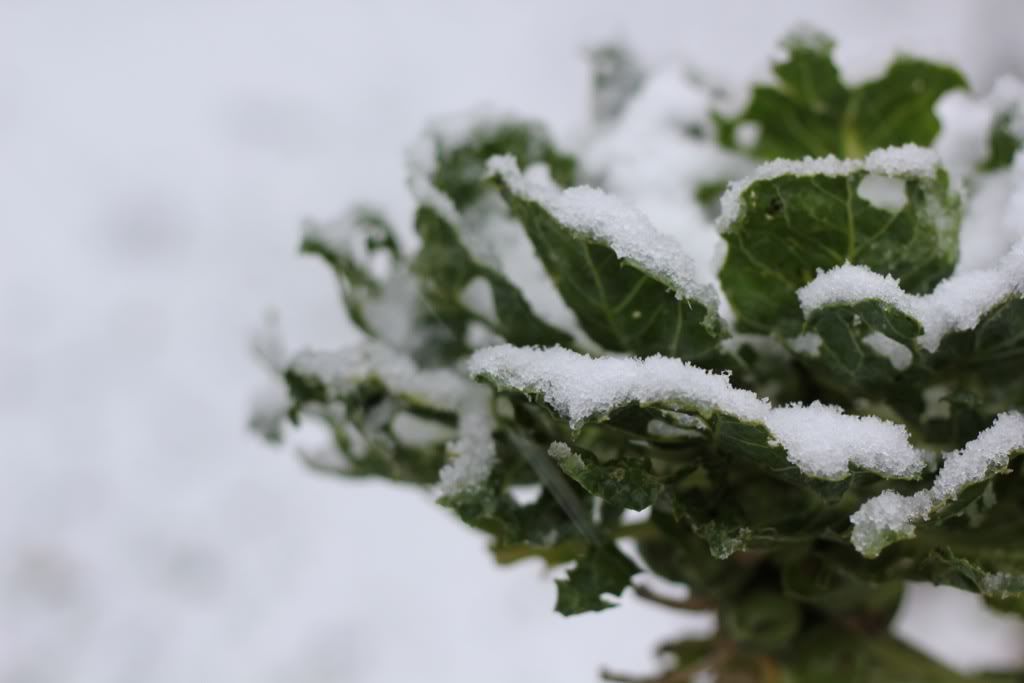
493,174,726,360
718,166,961,335
719,29,966,159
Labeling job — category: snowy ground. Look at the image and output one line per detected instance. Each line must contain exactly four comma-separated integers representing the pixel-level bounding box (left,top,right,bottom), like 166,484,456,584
2,2,1024,681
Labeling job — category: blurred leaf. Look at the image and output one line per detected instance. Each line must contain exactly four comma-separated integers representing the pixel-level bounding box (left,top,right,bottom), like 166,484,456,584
721,28,966,159
555,543,639,615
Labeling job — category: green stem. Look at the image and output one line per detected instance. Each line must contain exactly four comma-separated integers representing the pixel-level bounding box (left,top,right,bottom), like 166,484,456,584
492,520,660,565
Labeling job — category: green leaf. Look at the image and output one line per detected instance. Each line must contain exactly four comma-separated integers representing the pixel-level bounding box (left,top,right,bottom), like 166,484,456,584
412,204,574,347
301,207,464,364
722,28,966,159
638,510,753,599
982,110,1023,170
490,157,725,359
283,345,478,481
548,442,663,511
930,297,1024,396
798,300,925,403
417,115,576,210
719,155,960,335
781,550,903,619
851,412,1024,558
555,543,638,615
797,262,1024,422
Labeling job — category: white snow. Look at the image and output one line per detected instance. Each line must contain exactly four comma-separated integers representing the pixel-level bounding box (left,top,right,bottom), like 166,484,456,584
787,332,823,357
548,441,584,469
469,344,770,428
798,240,1024,352
486,155,720,313
851,411,1024,556
459,195,591,345
437,408,498,496
862,331,914,370
764,401,923,479
857,175,908,212
291,343,471,412
717,145,939,230
8,3,1024,680
407,172,462,227
578,68,752,295
470,344,928,480
458,276,499,325
406,106,550,182
935,75,1024,178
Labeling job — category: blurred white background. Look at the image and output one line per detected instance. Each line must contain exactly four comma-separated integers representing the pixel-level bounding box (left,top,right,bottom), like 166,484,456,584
3,1,1024,681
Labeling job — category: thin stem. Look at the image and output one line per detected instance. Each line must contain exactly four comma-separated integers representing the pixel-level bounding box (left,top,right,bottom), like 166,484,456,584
632,583,715,611
492,521,660,565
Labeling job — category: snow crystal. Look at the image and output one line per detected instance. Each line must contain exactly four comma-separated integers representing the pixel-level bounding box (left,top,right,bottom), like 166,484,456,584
850,489,933,556
862,331,913,371
797,263,913,314
486,154,720,313
932,412,1024,500
437,409,497,496
764,401,924,480
851,412,1024,556
856,175,907,212
469,344,927,480
798,241,1024,352
717,145,939,231
863,145,940,179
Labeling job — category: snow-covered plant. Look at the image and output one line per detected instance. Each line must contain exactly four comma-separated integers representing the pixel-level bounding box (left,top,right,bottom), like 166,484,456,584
254,28,1024,681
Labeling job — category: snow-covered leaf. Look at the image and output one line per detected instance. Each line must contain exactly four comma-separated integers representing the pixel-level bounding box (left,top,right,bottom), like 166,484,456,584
412,204,574,347
718,146,961,335
490,156,725,360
